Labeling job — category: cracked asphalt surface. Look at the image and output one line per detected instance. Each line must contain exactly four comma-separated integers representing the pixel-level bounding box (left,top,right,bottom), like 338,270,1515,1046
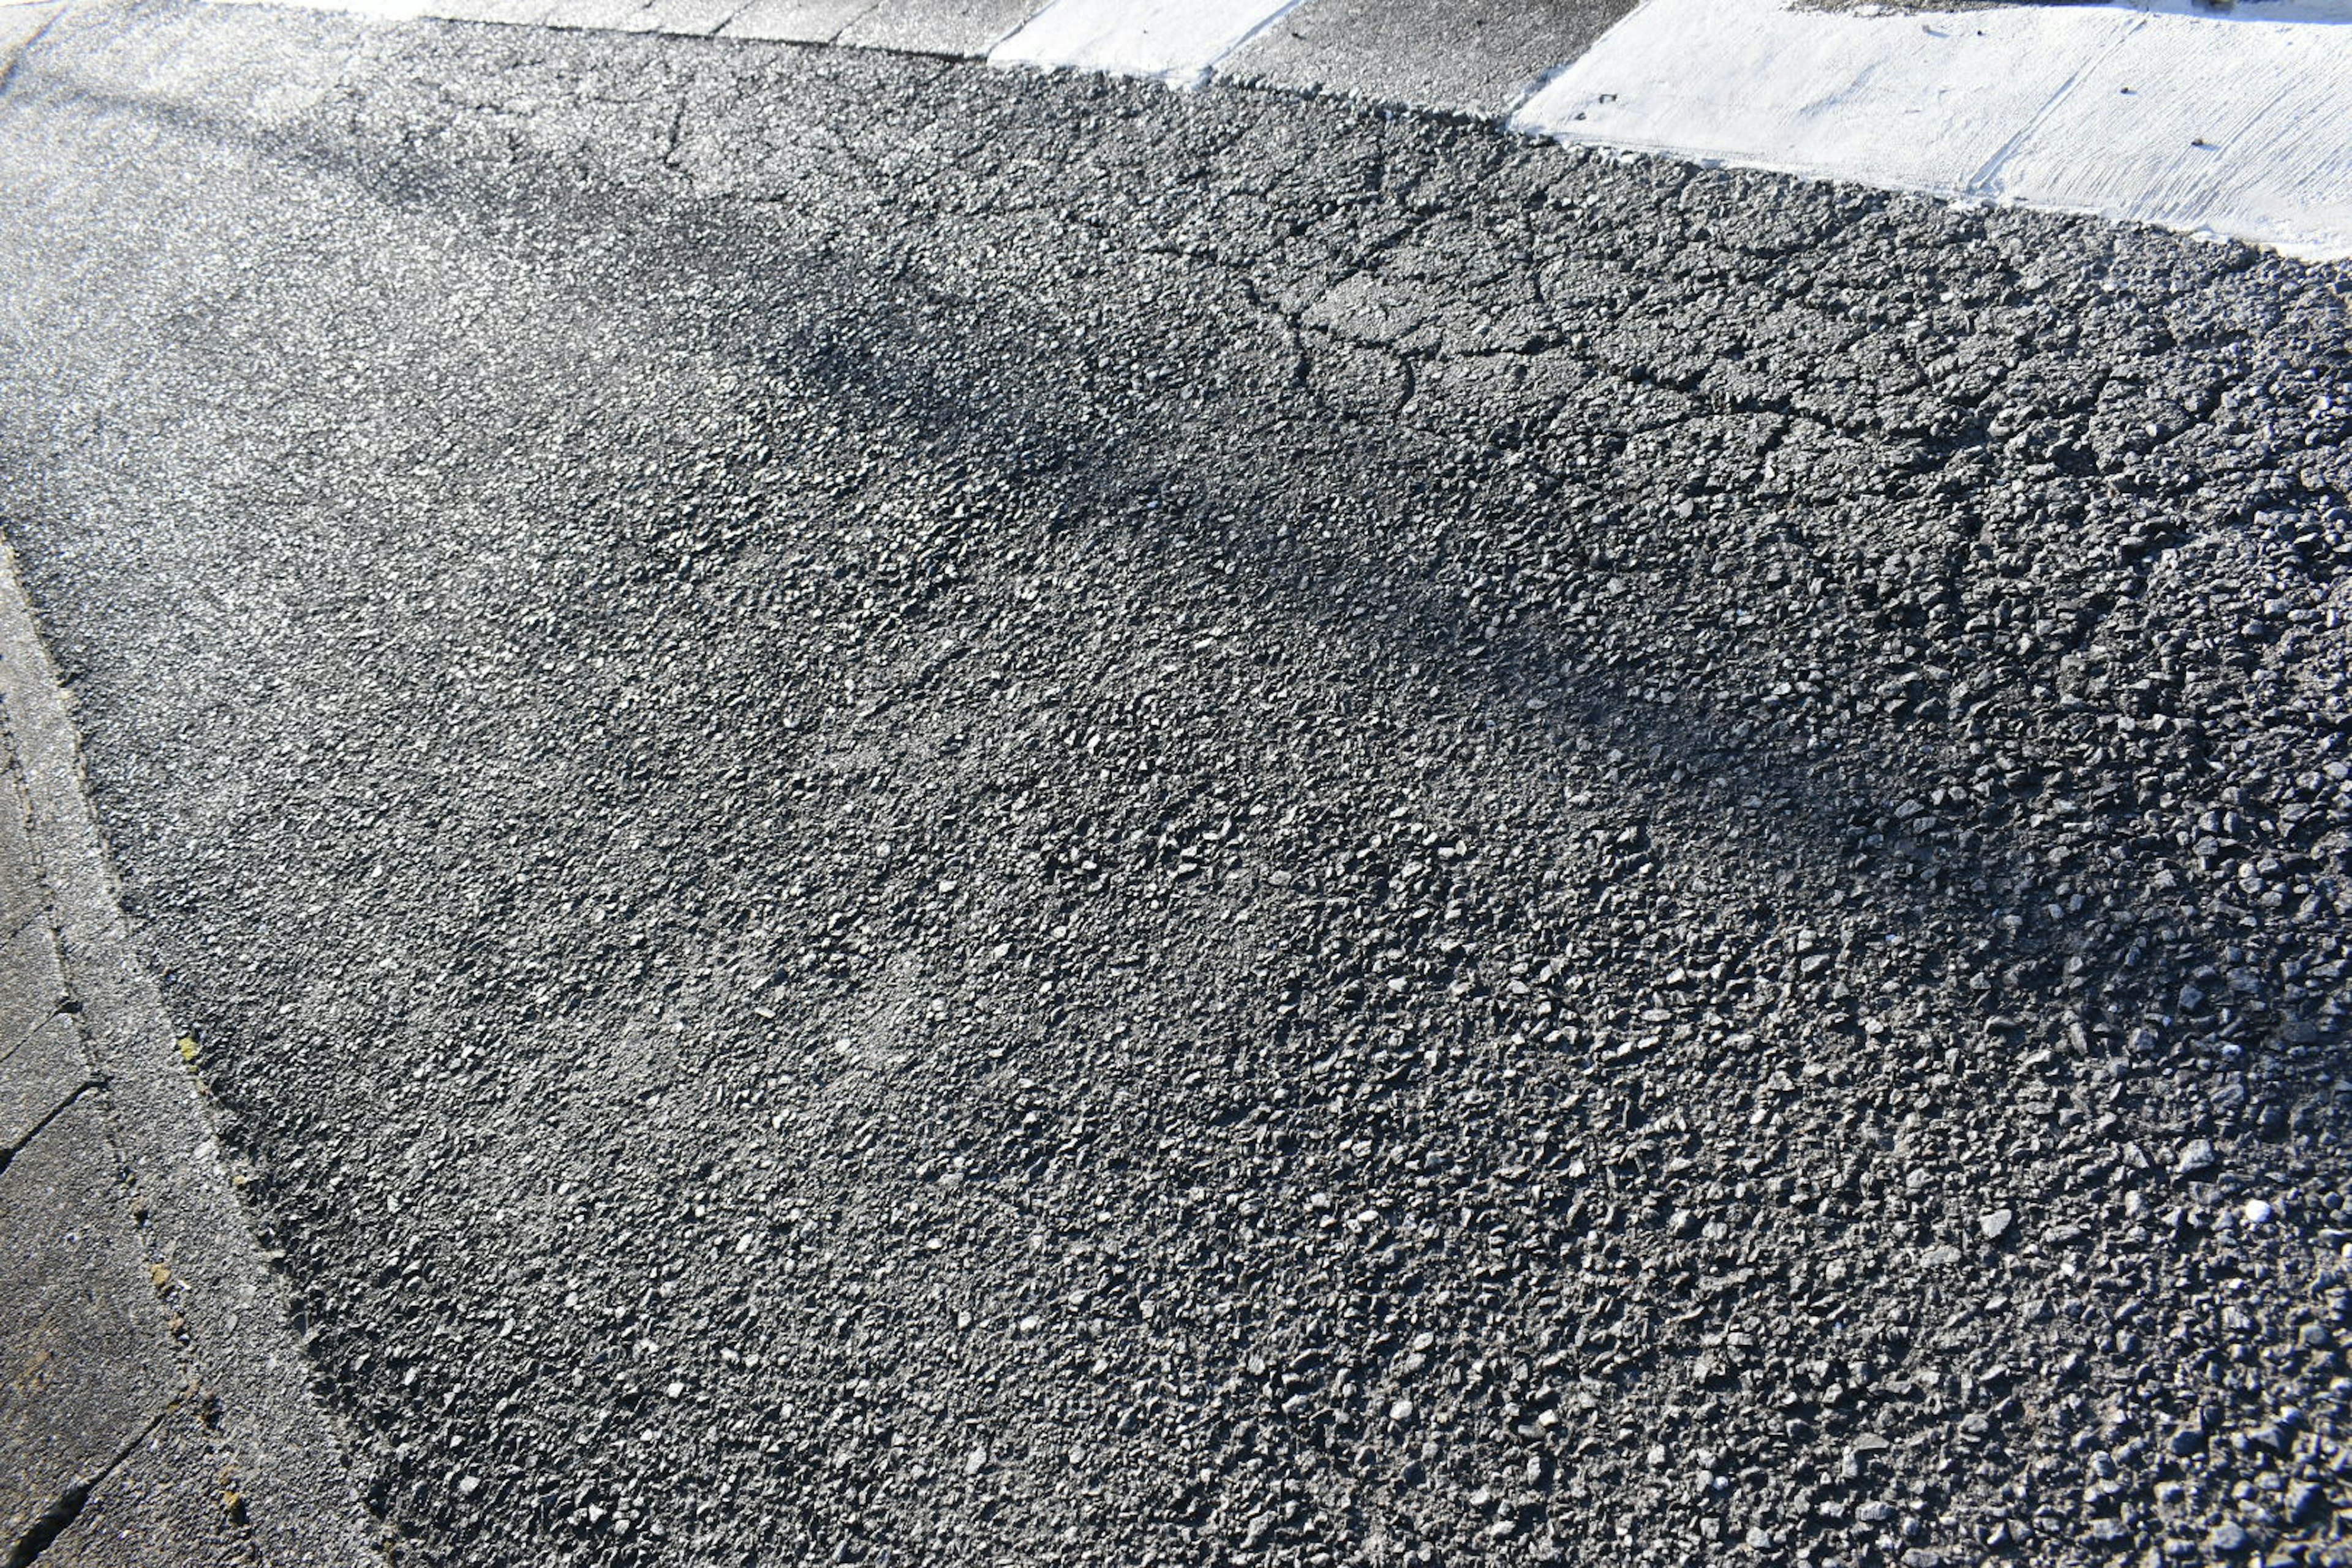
4,4,2352,1565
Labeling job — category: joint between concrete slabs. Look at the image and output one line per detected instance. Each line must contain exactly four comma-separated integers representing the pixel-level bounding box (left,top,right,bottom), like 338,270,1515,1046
0,544,385,1568
9,1399,174,1565
0,1003,75,1072
0,1074,97,1170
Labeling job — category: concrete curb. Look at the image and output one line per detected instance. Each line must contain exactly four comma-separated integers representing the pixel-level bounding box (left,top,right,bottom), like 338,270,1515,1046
0,545,386,1568
185,0,2352,261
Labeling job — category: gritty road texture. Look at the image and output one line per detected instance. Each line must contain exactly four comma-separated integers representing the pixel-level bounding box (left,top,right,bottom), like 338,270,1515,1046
0,537,385,1568
2,3,2351,1566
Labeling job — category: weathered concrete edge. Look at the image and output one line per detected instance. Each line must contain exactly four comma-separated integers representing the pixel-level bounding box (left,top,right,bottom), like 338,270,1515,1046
190,0,2352,266
0,544,388,1568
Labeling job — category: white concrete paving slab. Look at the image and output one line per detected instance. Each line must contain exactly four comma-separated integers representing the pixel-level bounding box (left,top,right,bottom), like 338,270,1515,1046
204,0,434,21
1221,0,1635,118
628,0,739,32
0,1096,178,1556
1513,0,2352,261
718,0,867,42
419,0,559,24
2117,0,2352,18
835,0,1039,55
540,0,667,34
989,0,1302,86
1517,1,2124,194
1983,9,2352,258
564,0,1041,45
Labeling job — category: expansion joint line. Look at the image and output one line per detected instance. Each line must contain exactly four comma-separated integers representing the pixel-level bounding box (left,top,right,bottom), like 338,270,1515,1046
1,1404,171,1568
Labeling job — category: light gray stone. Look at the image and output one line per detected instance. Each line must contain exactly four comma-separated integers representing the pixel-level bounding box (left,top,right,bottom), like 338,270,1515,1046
0,917,66,1060
718,0,868,40
43,1403,251,1568
0,1012,92,1155
1219,0,1638,117
837,0,1042,53
0,1096,176,1547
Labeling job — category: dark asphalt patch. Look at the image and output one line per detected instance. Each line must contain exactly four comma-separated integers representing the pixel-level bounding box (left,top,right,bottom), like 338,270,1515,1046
2,4,2350,1566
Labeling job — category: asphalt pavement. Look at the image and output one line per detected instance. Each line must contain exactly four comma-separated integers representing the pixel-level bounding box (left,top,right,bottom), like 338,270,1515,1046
1,3,2350,1566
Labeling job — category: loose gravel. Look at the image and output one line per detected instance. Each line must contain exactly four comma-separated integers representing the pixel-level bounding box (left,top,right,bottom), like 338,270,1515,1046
2,4,2350,1566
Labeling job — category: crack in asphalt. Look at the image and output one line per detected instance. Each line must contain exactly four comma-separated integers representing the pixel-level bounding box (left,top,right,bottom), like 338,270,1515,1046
0,5,2348,1567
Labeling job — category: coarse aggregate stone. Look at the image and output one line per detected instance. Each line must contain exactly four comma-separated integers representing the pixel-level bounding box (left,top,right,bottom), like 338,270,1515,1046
2,4,2351,1566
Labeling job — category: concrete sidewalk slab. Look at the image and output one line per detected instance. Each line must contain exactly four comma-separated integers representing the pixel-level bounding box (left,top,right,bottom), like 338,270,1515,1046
1220,0,1635,118
989,0,1300,86
0,526,384,1567
834,0,1035,54
1513,0,2352,261
0,1096,179,1552
0,759,42,943
43,1404,250,1568
717,0,864,41
609,0,735,33
0,918,67,1054
0,1015,93,1152
416,0,559,26
557,0,1034,49
1980,7,2352,256
538,0,657,31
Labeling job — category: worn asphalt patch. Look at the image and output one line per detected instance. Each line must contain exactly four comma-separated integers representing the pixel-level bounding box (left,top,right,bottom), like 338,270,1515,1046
2,3,2350,1565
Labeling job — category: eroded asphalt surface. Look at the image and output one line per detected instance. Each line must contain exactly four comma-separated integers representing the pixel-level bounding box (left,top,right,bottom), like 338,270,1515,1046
2,3,2351,1564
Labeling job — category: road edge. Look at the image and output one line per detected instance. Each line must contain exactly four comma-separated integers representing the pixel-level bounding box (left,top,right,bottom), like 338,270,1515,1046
0,545,388,1568
179,0,2352,261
